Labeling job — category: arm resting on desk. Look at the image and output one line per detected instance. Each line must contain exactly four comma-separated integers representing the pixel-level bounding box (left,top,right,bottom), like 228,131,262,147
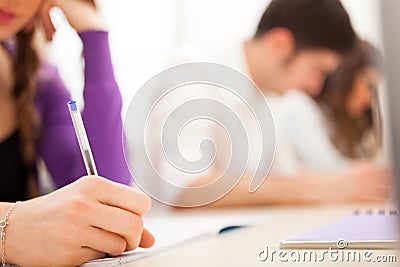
177,162,391,207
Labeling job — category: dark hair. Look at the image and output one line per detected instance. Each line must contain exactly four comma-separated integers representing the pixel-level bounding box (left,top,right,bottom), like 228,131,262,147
315,40,384,158
254,0,356,54
13,29,41,165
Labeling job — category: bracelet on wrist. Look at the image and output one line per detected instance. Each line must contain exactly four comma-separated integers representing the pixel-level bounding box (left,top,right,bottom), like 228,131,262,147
0,202,20,267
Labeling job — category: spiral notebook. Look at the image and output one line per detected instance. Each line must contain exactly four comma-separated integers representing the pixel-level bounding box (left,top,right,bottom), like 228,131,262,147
280,211,400,249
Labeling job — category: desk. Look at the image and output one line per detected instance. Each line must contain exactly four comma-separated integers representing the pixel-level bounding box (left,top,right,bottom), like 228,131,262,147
122,204,399,267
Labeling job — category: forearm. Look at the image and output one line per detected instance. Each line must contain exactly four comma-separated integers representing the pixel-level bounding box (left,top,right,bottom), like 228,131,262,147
178,161,392,207
79,31,131,184
177,174,328,208
212,176,326,207
38,32,130,187
0,203,13,215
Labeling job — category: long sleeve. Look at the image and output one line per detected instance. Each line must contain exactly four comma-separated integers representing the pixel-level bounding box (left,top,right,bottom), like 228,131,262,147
36,31,131,188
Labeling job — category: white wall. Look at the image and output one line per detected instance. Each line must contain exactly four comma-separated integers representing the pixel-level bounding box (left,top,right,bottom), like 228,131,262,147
45,0,384,115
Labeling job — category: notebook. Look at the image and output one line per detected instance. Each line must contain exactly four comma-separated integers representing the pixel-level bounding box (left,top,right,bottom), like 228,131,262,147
280,211,400,249
80,211,268,267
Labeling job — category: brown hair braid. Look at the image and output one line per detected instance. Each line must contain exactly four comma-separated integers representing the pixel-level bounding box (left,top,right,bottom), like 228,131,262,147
13,29,41,166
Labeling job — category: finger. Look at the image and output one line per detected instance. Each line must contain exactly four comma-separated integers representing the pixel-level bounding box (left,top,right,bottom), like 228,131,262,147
51,0,101,32
91,177,152,216
364,185,391,201
139,228,155,248
53,0,96,8
81,226,127,257
371,174,393,187
79,247,106,264
40,0,56,41
90,204,144,251
377,185,392,197
84,0,97,8
375,182,392,190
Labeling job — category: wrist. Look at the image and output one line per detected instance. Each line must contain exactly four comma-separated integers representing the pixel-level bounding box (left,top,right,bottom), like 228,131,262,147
0,204,13,218
0,202,20,265
74,17,104,32
68,6,104,32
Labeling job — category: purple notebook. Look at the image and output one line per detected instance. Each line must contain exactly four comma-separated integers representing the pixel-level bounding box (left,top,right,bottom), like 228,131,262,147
280,213,400,249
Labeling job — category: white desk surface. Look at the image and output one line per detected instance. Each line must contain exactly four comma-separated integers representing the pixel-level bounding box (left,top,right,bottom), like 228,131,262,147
122,204,399,267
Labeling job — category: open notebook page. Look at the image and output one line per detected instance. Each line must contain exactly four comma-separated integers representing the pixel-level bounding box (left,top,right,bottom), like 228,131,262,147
81,211,269,266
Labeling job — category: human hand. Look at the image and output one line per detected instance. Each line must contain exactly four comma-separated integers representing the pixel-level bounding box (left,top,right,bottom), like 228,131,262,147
322,162,392,203
40,0,103,41
6,176,154,266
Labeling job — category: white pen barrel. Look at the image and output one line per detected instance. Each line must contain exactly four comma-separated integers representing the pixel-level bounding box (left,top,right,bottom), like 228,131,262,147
68,101,98,176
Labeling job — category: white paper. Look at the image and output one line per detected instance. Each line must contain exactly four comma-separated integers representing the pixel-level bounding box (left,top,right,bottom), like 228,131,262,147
81,209,269,266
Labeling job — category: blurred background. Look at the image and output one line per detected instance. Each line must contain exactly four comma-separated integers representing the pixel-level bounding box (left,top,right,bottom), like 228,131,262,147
37,0,390,193
45,0,384,116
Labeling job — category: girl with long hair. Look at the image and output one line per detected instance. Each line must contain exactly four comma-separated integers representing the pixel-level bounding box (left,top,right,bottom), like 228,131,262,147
0,1,154,265
315,40,384,159
0,0,131,202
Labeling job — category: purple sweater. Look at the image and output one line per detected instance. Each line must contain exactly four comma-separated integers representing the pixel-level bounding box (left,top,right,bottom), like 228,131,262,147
35,31,131,188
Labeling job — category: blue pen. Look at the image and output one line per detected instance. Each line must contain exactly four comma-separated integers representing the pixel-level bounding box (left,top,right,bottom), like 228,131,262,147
68,100,98,176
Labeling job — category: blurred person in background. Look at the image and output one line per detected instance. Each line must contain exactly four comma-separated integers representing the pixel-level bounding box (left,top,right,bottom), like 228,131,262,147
280,40,385,174
174,0,391,207
257,39,390,204
315,40,384,162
